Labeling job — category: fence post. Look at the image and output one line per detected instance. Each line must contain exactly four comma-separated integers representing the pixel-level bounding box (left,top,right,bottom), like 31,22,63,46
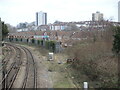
83,82,88,90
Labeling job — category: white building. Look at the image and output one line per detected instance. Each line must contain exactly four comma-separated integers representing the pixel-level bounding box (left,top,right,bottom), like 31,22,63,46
92,11,103,21
36,11,47,26
118,1,120,22
49,24,68,30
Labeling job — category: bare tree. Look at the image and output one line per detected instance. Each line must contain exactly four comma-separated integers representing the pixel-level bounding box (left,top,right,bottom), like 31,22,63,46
6,24,17,33
65,23,79,31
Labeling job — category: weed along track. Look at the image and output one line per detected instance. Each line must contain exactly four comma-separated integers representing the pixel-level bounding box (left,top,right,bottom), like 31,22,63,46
1,42,77,89
1,43,37,89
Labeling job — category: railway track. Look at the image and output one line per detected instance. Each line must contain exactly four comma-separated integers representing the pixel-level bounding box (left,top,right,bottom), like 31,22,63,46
1,47,12,71
0,44,22,89
2,46,16,71
21,46,37,89
0,43,37,89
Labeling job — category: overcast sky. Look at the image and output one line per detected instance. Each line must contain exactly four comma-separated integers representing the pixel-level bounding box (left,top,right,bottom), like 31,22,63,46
0,0,119,26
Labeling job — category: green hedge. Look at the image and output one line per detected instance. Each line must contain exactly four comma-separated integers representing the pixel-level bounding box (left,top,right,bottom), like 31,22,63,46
31,38,35,43
20,38,22,41
41,40,43,46
27,38,29,43
37,40,40,44
15,38,18,41
45,40,56,52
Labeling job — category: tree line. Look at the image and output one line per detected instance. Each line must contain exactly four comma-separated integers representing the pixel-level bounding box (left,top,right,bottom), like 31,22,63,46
1,21,9,40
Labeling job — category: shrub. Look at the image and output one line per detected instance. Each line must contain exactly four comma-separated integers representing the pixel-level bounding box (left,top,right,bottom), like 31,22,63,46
37,40,40,44
41,40,43,46
112,26,120,54
20,38,22,42
27,38,29,43
45,40,50,49
65,41,117,88
49,41,56,52
31,38,35,43
45,40,56,52
15,38,18,41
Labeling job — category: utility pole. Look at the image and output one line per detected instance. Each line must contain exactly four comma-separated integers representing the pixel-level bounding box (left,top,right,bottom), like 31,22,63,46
0,18,2,45
0,17,2,90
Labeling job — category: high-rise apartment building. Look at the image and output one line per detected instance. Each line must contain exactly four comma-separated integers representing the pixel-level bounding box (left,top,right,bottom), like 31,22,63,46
92,11,103,21
118,1,120,22
36,11,47,26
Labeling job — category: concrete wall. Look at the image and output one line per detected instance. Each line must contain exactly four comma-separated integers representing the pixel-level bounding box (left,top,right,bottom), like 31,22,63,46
7,37,62,53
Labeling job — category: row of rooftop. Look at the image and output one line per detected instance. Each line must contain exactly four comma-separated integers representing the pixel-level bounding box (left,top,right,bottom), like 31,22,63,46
16,10,120,31
17,20,120,32
8,27,114,47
